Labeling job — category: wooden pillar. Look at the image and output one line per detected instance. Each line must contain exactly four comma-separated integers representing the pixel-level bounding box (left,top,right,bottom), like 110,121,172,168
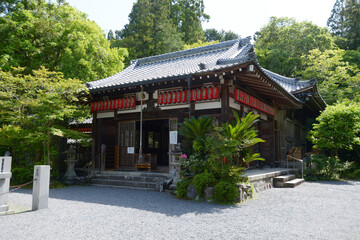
91,112,97,176
221,78,229,123
97,118,103,169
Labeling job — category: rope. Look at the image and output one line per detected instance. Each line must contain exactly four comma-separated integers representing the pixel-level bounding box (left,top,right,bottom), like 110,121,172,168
0,178,37,196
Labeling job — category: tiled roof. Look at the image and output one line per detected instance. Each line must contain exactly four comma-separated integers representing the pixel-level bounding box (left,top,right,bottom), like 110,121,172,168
86,37,316,96
260,68,316,93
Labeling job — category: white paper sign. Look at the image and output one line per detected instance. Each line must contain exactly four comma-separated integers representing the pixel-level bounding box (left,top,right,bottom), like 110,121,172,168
169,131,178,144
127,147,134,154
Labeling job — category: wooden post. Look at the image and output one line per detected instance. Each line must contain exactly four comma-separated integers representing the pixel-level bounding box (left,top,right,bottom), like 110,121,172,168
221,78,229,123
91,112,97,177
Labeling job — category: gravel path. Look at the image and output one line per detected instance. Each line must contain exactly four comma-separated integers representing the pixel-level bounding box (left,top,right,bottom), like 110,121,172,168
1,181,360,240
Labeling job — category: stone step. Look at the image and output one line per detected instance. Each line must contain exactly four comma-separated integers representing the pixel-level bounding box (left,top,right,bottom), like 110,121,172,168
95,171,172,178
91,184,156,192
90,178,158,190
94,175,166,183
273,174,296,187
284,178,305,188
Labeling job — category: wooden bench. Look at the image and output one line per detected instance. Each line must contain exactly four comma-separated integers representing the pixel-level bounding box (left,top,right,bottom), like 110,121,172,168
134,153,156,171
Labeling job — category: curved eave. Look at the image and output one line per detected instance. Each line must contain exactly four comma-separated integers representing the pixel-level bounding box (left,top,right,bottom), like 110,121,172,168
195,60,304,109
311,85,327,111
253,63,305,108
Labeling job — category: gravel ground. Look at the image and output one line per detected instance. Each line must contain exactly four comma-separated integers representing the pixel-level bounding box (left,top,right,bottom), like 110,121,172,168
1,181,360,240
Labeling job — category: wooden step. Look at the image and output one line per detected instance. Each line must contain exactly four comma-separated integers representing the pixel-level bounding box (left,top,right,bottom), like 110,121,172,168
273,174,295,187
284,178,305,188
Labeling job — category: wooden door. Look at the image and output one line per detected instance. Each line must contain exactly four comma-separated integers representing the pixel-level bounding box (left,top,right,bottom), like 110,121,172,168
119,121,135,167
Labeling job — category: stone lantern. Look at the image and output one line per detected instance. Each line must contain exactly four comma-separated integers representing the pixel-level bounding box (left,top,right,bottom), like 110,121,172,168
63,145,78,184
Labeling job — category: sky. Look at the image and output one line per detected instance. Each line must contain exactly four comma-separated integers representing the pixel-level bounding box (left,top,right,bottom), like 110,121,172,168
63,0,335,38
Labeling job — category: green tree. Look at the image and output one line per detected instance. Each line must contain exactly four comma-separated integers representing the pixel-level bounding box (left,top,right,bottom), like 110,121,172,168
183,40,219,49
118,0,183,60
170,0,209,44
343,48,360,69
301,48,360,104
327,0,360,50
204,28,240,42
0,0,127,82
254,17,335,77
107,29,115,41
0,67,89,165
309,101,360,158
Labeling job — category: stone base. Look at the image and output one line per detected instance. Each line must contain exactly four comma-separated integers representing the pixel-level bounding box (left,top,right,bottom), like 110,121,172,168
246,168,296,193
250,178,273,193
0,209,14,215
0,204,9,212
236,184,253,202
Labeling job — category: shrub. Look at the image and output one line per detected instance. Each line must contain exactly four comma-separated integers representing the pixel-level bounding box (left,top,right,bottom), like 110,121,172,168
308,101,360,158
11,166,33,186
213,180,238,204
180,153,208,177
305,154,352,180
192,172,216,197
341,163,360,180
176,178,191,199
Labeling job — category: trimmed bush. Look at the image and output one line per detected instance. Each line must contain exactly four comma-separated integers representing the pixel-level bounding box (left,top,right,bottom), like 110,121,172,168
305,154,352,180
176,178,191,199
192,172,216,197
213,180,238,204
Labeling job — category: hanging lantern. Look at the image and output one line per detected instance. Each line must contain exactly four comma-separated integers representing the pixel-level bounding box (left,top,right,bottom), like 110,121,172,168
168,92,172,104
182,90,187,103
203,88,208,100
91,102,94,112
208,87,213,99
196,88,202,101
214,86,219,99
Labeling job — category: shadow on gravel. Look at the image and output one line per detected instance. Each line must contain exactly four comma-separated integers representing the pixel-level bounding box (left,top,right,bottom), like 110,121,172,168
46,186,238,216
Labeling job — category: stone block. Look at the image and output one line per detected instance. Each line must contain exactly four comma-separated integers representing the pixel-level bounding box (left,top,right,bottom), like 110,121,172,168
32,165,50,211
0,157,12,213
187,184,197,200
204,187,214,200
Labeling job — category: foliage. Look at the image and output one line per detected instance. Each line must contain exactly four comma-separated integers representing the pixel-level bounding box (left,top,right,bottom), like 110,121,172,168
0,67,89,166
178,112,263,203
213,180,238,204
308,101,360,158
0,0,127,82
204,28,240,42
176,177,191,199
222,111,265,161
179,116,214,154
183,40,219,50
305,154,352,181
327,0,360,50
10,165,34,186
180,152,208,177
170,0,209,44
301,49,360,104
343,48,360,69
205,111,265,169
112,0,209,62
116,0,183,61
254,17,335,77
192,172,216,197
